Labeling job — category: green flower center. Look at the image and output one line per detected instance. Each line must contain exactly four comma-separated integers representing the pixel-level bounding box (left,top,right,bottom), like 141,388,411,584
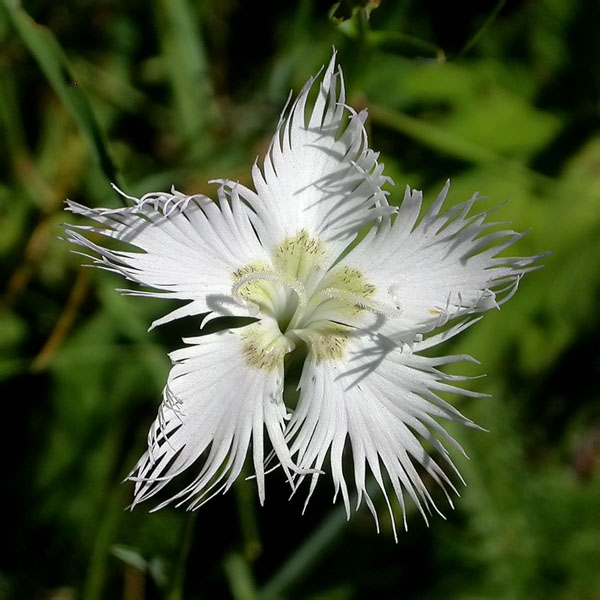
233,230,379,368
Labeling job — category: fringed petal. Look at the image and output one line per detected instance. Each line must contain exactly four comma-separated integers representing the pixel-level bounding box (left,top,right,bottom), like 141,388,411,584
64,185,271,328
128,321,300,509
216,51,394,269
336,181,547,341
286,327,483,541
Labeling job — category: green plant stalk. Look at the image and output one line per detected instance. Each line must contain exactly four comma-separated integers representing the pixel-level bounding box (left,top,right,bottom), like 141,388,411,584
258,504,349,600
3,0,123,188
154,0,217,160
166,512,198,600
234,473,263,561
224,553,258,600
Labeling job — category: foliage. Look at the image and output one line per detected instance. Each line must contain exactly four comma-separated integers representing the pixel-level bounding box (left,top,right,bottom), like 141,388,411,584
1,1,598,598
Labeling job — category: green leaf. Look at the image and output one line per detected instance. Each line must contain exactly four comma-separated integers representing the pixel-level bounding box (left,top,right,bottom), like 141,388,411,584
224,553,257,600
370,102,500,165
3,0,123,187
368,30,445,60
110,545,148,573
154,0,217,160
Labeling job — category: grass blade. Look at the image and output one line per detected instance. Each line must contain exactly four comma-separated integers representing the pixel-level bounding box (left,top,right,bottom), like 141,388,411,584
3,0,123,187
154,0,217,160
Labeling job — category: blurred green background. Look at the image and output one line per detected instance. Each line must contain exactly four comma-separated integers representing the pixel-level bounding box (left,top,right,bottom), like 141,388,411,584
1,0,599,598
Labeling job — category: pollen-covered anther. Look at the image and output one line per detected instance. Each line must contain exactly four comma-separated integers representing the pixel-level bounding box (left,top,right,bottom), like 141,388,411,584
241,321,294,370
295,322,352,363
273,230,328,283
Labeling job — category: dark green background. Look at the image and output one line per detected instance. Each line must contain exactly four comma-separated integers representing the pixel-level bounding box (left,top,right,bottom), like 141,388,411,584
1,1,598,598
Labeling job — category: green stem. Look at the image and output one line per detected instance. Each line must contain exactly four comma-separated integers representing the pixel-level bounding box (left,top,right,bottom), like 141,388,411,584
3,0,124,188
458,0,509,58
82,484,126,600
234,474,263,561
224,553,258,600
258,505,349,600
166,512,197,600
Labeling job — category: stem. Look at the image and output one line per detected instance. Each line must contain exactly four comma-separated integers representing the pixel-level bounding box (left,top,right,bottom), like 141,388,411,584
458,0,508,59
166,512,197,600
258,505,348,600
224,553,257,600
234,474,263,561
82,483,126,600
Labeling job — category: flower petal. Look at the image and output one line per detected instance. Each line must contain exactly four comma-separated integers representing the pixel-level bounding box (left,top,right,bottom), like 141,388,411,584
334,181,546,341
216,51,394,267
128,320,298,509
64,185,270,328
287,326,482,541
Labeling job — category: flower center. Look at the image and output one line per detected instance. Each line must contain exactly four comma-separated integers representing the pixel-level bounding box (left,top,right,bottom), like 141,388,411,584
232,230,384,367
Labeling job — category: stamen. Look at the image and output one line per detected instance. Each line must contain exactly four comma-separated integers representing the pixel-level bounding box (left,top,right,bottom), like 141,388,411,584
319,287,403,319
231,270,308,312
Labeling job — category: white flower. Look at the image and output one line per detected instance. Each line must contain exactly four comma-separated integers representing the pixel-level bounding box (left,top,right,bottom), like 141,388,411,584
65,52,542,539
